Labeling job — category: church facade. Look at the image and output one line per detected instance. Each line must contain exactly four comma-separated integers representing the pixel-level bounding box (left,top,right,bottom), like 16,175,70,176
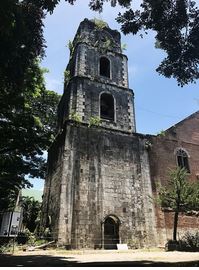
42,19,199,249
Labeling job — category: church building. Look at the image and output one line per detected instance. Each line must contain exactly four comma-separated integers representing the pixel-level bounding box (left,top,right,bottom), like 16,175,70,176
42,19,199,249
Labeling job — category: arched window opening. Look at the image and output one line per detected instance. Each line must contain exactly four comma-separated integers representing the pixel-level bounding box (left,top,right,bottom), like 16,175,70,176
176,149,190,173
100,57,110,78
100,93,114,121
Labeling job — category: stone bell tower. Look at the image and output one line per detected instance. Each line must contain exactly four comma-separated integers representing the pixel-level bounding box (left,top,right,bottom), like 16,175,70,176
42,19,157,249
57,18,136,133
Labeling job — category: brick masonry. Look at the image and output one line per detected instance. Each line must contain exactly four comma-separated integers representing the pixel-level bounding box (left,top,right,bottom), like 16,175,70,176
148,112,199,244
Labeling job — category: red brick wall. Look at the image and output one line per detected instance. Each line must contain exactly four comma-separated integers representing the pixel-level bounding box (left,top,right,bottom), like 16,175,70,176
148,114,199,243
166,112,199,145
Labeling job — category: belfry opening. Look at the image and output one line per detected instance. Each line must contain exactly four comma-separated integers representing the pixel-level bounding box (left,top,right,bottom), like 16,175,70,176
100,93,114,121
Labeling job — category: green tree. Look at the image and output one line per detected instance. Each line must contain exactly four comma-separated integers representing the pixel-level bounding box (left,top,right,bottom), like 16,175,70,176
2,1,199,87
0,62,60,212
0,1,61,212
88,0,199,86
156,167,199,241
20,196,41,232
0,1,45,96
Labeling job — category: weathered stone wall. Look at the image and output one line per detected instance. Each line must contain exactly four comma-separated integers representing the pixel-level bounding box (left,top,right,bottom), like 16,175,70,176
43,116,199,248
74,43,128,88
42,129,66,240
45,123,157,248
58,77,135,134
57,18,135,133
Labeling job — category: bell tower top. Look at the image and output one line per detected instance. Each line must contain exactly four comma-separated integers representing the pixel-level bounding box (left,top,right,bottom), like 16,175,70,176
74,18,122,54
57,18,136,133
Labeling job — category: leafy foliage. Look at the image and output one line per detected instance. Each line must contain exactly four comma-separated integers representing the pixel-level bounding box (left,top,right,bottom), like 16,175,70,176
64,70,71,84
0,0,45,95
91,18,108,29
0,1,61,212
157,130,166,137
88,116,101,127
179,231,199,251
20,196,41,232
4,1,197,87
157,167,198,212
66,0,199,86
70,112,82,123
119,1,199,86
4,0,197,86
0,60,60,212
121,43,127,52
67,40,75,58
156,167,199,240
84,0,199,86
0,241,13,254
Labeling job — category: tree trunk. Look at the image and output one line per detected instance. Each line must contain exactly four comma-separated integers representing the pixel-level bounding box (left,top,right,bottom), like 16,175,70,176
173,211,179,241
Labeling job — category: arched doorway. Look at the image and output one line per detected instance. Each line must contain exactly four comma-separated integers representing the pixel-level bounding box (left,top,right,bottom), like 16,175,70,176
103,215,120,249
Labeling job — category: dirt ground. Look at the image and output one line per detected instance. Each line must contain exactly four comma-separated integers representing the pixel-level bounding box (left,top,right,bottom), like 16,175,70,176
0,248,199,267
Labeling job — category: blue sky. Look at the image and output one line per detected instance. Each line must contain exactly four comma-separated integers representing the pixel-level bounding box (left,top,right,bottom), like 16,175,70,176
31,0,199,190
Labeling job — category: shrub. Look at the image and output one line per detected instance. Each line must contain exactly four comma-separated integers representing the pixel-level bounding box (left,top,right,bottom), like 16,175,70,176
18,228,36,246
179,232,199,251
0,242,13,254
92,18,108,29
88,116,101,127
64,70,71,84
70,112,81,123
